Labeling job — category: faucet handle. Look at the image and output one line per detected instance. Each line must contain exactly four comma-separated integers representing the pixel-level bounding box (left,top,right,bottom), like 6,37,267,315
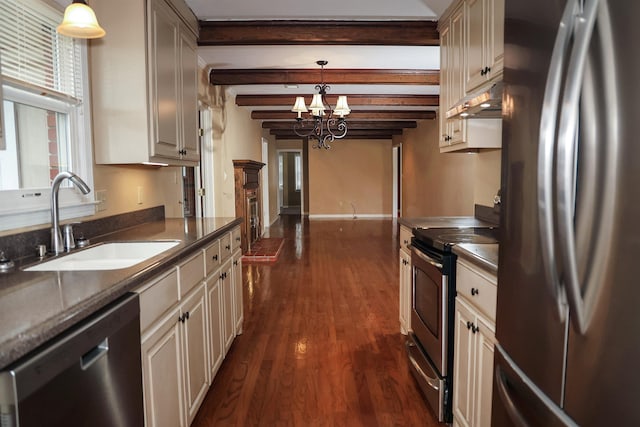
63,224,75,252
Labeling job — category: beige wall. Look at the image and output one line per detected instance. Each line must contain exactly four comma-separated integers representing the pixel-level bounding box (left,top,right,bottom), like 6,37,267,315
400,119,476,217
399,118,502,217
308,139,393,217
474,149,501,207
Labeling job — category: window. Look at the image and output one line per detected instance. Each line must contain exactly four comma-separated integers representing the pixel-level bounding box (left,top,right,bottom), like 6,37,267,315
0,0,94,231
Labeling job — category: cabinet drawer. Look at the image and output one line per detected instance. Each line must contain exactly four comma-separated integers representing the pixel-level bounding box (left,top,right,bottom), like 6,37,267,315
457,259,497,322
137,268,179,333
399,225,412,252
220,233,232,260
231,227,241,251
179,251,205,298
204,240,221,277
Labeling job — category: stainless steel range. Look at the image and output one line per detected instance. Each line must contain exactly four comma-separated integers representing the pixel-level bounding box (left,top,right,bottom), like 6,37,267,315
406,226,498,422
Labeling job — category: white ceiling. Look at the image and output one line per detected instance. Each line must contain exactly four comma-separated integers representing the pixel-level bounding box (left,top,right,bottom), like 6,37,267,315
186,0,452,105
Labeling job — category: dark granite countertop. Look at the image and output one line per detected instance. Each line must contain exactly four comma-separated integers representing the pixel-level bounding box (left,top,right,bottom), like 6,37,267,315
0,216,242,369
453,243,499,274
398,216,495,230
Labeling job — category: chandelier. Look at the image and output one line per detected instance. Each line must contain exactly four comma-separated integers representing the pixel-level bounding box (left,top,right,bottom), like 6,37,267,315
291,60,351,149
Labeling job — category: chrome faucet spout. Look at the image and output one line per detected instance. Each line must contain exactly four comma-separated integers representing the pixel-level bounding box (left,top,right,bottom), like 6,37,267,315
51,172,91,255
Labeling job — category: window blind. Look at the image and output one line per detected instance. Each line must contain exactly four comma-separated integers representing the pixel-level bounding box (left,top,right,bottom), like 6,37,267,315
0,0,83,101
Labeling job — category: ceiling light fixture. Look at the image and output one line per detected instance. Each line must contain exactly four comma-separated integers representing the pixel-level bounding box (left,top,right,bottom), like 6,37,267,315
291,60,351,149
57,0,106,39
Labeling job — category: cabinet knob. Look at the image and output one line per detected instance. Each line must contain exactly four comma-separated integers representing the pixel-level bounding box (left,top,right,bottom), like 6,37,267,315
467,321,472,330
233,260,238,266
472,325,479,334
184,311,190,320
471,287,479,296
236,237,241,242
225,244,231,250
212,254,218,261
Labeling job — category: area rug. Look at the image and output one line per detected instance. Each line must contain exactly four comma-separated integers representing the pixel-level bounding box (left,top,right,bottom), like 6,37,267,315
241,237,284,263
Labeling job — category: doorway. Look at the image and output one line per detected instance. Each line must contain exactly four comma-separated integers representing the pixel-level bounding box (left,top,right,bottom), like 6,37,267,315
277,149,302,216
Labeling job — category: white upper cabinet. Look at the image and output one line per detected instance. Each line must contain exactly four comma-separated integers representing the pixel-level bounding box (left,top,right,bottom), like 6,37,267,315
91,0,199,165
464,0,505,93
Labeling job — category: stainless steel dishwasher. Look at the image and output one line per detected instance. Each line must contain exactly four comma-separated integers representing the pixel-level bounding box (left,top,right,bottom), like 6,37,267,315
0,293,144,426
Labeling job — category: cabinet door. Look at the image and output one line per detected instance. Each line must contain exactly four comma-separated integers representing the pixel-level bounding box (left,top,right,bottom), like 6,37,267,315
141,308,185,427
453,297,476,427
450,6,465,107
149,0,179,159
207,276,224,381
399,249,411,334
232,254,244,334
486,0,504,79
474,314,496,427
179,27,199,162
465,0,487,92
181,284,209,424
221,260,235,352
439,23,451,147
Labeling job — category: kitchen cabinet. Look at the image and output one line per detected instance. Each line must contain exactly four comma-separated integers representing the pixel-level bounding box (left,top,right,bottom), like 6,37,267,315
438,0,503,153
180,283,209,425
233,253,244,334
137,224,243,427
464,0,504,94
90,0,199,165
439,4,466,148
220,258,235,353
398,225,412,334
453,259,497,427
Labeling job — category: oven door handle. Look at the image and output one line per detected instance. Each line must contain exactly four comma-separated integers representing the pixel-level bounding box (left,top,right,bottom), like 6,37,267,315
406,341,441,391
409,245,443,270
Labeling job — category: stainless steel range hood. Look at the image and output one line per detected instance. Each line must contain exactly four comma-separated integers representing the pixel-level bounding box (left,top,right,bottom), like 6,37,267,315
446,81,503,119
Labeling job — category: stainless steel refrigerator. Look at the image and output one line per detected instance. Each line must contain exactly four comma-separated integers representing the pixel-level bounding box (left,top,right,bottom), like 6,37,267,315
492,0,640,425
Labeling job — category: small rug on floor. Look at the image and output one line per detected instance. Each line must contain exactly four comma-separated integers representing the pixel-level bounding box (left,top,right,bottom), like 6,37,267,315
241,238,284,263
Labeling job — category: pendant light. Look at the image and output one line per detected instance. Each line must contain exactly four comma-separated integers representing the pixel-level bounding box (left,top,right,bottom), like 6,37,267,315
57,0,106,39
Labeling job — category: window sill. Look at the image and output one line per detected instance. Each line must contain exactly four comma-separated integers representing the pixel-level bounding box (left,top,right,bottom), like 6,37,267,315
0,201,97,232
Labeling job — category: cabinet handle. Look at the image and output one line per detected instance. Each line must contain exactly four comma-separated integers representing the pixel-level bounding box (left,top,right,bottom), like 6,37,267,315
486,66,491,74
225,244,231,250
235,237,241,242
233,260,238,266
471,287,479,296
472,325,479,334
184,311,190,320
179,314,185,323
467,321,472,330
212,254,218,261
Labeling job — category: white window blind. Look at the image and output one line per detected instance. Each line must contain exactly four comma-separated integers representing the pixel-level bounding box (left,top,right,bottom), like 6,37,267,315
0,0,83,101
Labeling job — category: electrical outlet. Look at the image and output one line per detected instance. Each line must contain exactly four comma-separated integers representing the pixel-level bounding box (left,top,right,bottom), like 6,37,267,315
96,190,107,212
137,186,143,205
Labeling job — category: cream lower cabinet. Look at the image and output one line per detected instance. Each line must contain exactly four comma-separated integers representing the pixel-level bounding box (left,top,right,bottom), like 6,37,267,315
233,251,244,335
453,259,497,427
141,305,185,427
399,225,413,334
138,224,243,427
180,283,209,424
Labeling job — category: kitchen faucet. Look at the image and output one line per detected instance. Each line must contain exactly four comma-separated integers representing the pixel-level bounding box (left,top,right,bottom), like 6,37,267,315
51,172,91,255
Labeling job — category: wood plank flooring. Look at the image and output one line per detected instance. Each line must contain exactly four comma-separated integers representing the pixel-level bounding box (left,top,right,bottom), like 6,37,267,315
192,216,439,426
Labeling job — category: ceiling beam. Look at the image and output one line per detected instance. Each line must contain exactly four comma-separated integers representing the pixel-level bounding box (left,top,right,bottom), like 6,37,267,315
210,69,439,86
198,20,439,46
236,94,439,107
252,110,436,120
262,121,417,130
270,129,402,139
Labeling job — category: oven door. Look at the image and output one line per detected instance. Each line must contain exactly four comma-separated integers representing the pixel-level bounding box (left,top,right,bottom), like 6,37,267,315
410,244,449,376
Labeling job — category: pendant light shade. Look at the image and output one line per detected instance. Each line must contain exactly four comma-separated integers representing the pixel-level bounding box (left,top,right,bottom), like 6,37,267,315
291,96,308,119
57,0,106,39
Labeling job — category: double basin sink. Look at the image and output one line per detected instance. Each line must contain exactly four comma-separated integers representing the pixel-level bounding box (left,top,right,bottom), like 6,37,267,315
25,241,180,271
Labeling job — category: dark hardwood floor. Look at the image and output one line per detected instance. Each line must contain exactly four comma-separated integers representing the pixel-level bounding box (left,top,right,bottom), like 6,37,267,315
192,216,438,426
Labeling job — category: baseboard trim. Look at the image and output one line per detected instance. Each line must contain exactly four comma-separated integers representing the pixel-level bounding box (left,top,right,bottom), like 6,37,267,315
308,214,393,219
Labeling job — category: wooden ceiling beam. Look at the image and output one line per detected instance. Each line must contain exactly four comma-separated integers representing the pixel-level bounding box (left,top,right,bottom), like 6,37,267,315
210,69,438,86
251,110,436,120
270,129,403,138
236,94,439,107
262,121,417,130
198,20,439,46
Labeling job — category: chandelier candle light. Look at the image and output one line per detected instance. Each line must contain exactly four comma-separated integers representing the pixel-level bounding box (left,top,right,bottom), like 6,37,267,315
291,60,351,149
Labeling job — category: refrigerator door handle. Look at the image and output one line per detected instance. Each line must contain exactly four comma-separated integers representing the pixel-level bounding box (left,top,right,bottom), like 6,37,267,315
537,0,579,322
556,0,618,335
